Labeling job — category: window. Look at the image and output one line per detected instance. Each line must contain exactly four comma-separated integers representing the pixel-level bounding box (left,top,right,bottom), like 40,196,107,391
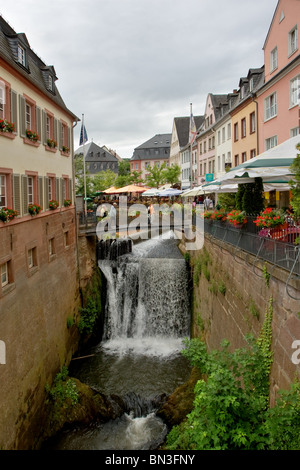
1,263,8,288
222,127,225,143
288,25,298,56
242,152,247,163
290,127,300,137
234,122,238,141
265,92,277,120
250,149,256,159
265,135,277,150
28,176,34,205
25,103,31,129
64,231,70,248
227,123,231,139
250,112,255,133
0,174,6,207
270,47,278,72
17,44,26,66
48,238,55,257
290,75,300,108
27,246,38,274
234,155,239,166
241,118,246,138
0,82,4,119
249,77,254,92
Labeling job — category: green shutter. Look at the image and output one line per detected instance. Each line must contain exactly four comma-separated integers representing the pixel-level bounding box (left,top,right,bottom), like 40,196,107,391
21,175,28,215
13,174,21,216
44,176,49,209
19,95,26,137
10,90,18,133
38,176,43,210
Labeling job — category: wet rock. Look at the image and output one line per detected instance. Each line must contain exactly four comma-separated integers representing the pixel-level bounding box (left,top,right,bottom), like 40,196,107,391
156,367,202,427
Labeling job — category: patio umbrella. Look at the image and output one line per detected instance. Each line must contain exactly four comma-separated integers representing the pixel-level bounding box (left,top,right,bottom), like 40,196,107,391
157,188,183,197
112,184,150,194
181,186,205,197
142,188,161,196
219,135,298,185
103,186,118,194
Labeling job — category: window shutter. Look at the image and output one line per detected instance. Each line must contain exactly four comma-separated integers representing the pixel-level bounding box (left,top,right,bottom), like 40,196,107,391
13,174,21,216
60,178,64,205
67,126,71,151
36,106,41,142
56,177,60,204
68,178,72,201
19,95,26,137
38,176,43,209
21,175,28,215
54,118,58,143
10,90,18,133
44,176,49,209
58,121,63,150
42,110,47,145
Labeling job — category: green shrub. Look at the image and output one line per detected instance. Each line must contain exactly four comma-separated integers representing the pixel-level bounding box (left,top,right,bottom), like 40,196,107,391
78,298,98,335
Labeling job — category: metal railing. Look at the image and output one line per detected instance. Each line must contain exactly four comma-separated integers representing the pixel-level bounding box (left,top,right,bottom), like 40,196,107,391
204,219,300,299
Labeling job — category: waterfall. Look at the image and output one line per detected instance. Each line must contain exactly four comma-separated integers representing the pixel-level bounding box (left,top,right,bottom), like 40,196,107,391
98,236,191,357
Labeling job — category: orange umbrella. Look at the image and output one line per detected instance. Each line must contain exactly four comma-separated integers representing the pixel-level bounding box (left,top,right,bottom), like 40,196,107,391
103,186,118,194
112,184,150,194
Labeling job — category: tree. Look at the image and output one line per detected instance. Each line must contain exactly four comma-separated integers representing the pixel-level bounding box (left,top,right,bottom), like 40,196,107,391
130,170,144,185
162,164,181,186
289,143,300,221
91,169,117,192
118,159,131,176
145,163,167,188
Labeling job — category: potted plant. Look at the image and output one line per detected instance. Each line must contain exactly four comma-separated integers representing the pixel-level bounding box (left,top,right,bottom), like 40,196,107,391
0,207,18,222
0,119,15,133
62,145,70,153
226,209,247,227
63,199,72,207
47,138,57,149
210,209,227,221
253,207,286,229
49,199,59,210
28,203,42,216
26,129,39,142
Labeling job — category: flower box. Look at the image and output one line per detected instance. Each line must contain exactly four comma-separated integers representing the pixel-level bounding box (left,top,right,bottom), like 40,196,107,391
28,204,42,216
0,207,18,222
49,200,59,210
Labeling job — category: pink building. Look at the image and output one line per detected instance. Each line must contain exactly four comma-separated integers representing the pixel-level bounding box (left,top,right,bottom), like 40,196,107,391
256,0,300,152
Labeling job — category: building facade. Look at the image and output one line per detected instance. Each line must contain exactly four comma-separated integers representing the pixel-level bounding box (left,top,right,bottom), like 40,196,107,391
130,133,172,180
0,16,79,449
75,141,119,176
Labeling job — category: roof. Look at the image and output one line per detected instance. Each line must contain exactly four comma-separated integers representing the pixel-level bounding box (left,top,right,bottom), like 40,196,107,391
75,141,120,162
174,116,204,147
131,133,172,161
134,133,172,150
0,15,78,121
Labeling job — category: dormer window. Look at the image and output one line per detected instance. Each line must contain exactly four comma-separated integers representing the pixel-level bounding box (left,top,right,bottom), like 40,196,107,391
17,44,26,66
48,75,54,91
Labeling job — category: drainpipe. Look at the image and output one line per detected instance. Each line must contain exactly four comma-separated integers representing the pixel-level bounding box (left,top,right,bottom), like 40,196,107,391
251,93,259,156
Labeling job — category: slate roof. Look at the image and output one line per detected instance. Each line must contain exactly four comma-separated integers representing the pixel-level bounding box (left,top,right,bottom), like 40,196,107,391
174,116,204,147
131,133,172,160
0,15,78,121
75,141,120,163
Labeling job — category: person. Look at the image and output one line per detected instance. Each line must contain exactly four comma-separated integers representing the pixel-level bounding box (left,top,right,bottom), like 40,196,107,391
109,202,117,218
204,196,211,210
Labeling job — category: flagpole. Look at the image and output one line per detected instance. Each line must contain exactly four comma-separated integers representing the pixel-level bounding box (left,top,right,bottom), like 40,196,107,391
190,103,193,189
82,113,87,218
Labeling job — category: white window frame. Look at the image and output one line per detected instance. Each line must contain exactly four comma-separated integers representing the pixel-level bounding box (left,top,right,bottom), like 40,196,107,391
25,103,31,129
265,92,277,121
17,44,26,66
48,178,53,201
270,47,278,72
28,176,33,205
0,174,6,208
288,25,298,57
289,74,300,108
265,135,277,151
1,262,8,288
0,82,5,119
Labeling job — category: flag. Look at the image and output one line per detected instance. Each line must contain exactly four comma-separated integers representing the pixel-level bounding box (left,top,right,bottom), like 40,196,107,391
79,122,88,146
189,111,197,145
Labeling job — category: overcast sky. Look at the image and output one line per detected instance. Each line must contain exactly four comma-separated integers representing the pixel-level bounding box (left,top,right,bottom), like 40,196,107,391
1,0,278,158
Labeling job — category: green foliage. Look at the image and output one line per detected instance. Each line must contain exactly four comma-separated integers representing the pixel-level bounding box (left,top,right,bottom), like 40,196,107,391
192,249,211,285
74,154,93,196
67,316,74,328
145,162,167,188
289,143,300,221
217,193,236,211
45,366,79,407
166,298,299,450
78,298,98,335
235,178,264,214
218,281,226,295
262,263,270,287
249,299,260,319
162,164,181,185
92,169,117,192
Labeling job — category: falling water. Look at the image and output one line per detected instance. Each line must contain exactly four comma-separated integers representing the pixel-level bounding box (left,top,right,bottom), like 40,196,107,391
46,233,192,450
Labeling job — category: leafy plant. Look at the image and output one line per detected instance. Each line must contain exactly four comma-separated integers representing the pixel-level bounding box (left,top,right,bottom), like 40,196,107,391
49,199,59,210
226,209,247,226
0,119,15,133
78,298,98,335
28,203,42,216
45,366,79,407
0,207,18,222
26,129,39,142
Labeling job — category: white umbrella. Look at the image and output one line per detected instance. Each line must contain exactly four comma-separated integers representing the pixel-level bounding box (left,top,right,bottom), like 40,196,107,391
158,188,183,197
142,188,161,196
181,186,205,197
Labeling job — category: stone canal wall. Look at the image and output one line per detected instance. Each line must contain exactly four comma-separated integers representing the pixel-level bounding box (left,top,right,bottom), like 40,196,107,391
181,234,300,406
0,210,82,450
